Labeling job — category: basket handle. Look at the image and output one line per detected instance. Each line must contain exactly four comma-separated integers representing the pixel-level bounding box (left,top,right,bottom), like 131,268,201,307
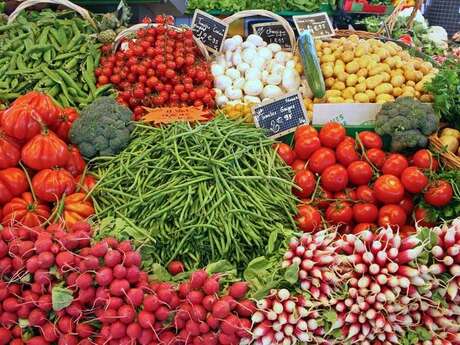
8,0,96,28
222,10,297,50
112,23,210,60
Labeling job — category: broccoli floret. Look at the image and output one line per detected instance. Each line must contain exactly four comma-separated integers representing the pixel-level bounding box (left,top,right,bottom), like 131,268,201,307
69,97,134,159
375,97,439,152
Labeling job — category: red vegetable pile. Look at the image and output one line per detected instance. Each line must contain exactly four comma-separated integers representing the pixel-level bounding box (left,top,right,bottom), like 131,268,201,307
0,92,94,228
277,123,453,235
97,15,215,119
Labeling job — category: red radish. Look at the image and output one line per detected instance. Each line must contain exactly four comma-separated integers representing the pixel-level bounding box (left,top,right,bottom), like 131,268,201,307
118,305,136,324
167,260,185,275
110,279,130,296
228,282,248,299
76,323,94,338
212,300,231,319
126,323,142,339
190,269,208,289
187,290,204,305
138,310,155,328
155,305,170,321
202,294,218,311
143,295,160,312
0,328,11,345
104,249,122,267
125,251,141,267
202,277,220,295
111,321,127,339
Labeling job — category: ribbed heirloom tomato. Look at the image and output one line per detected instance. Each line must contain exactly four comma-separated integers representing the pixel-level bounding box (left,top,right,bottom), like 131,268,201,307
52,108,79,141
2,192,50,227
21,130,69,170
0,168,28,205
32,168,76,202
0,131,20,169
58,193,95,228
295,204,322,232
374,175,404,204
65,146,86,177
293,170,316,199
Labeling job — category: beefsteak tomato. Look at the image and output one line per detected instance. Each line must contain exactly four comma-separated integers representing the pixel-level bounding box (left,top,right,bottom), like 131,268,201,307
1,103,42,141
52,108,79,141
21,130,69,170
32,168,76,202
75,174,97,193
59,193,94,228
0,130,20,169
0,168,28,205
66,146,86,177
2,192,50,227
11,91,60,127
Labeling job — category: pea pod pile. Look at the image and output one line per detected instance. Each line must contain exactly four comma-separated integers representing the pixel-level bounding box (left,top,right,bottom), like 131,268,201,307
0,10,111,107
92,116,297,271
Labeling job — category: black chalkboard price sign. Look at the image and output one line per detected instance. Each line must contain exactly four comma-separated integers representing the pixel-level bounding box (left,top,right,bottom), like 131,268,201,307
293,12,334,39
191,10,229,53
252,22,291,49
252,92,308,139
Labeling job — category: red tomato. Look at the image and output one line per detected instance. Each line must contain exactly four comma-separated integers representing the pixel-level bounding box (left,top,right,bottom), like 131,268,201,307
294,136,321,160
414,206,436,227
293,170,316,199
75,174,97,194
0,168,28,205
314,189,334,209
2,192,50,227
295,205,322,232
32,168,76,202
353,203,378,223
378,204,407,227
21,130,69,170
382,154,409,177
52,108,79,141
374,175,405,204
319,122,346,148
400,167,428,194
0,131,21,169
65,146,86,177
399,195,414,215
294,125,317,142
321,164,348,193
275,143,296,165
358,131,383,149
336,141,360,167
334,188,357,201
341,136,355,146
291,159,306,171
326,201,353,225
400,225,416,238
10,92,60,127
356,185,377,204
366,148,386,169
347,161,373,186
352,223,377,234
413,149,439,171
309,148,336,174
424,180,453,208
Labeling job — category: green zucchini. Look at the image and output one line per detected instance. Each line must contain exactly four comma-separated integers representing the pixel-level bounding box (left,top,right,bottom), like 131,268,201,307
298,31,326,98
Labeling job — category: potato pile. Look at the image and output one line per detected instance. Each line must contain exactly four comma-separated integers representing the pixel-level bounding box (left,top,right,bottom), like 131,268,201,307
313,35,437,104
439,128,460,157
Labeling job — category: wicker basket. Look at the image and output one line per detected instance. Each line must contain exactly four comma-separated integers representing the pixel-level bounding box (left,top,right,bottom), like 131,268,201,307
7,0,96,28
429,132,460,169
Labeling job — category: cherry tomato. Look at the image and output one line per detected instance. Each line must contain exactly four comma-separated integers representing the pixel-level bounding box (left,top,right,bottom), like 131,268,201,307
276,143,296,165
294,136,321,160
399,195,414,215
291,159,306,172
366,148,386,169
400,225,416,238
293,170,316,199
295,205,322,232
326,201,353,225
321,164,348,193
378,204,407,228
352,223,377,234
400,167,428,194
347,161,373,186
308,148,336,174
294,125,317,142
382,154,409,177
356,185,377,204
424,180,453,208
358,131,383,149
353,203,378,223
336,141,360,167
374,175,405,204
414,206,436,227
413,149,439,171
319,122,346,148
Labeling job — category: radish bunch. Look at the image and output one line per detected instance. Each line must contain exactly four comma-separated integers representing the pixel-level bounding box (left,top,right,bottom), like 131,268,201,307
281,231,343,304
251,289,326,345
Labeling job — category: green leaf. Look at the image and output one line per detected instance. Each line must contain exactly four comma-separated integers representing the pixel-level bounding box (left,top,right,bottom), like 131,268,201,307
284,261,299,284
415,327,431,341
324,310,337,324
18,318,29,328
267,230,277,254
417,227,438,249
246,257,269,271
151,263,172,282
206,260,235,275
52,287,74,311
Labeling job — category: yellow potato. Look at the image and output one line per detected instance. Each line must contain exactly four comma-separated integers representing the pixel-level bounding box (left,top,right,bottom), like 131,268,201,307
328,96,345,103
334,62,345,76
390,69,404,77
357,76,366,84
357,56,371,68
355,44,369,57
369,54,381,63
345,61,360,74
441,128,460,139
357,68,368,78
415,77,431,92
376,94,395,104
333,47,344,58
380,72,391,82
346,74,358,86
342,87,356,99
354,93,370,103
323,47,332,55
375,83,393,95
341,50,354,63
332,81,346,91
365,90,376,102
366,75,384,90
440,136,459,153
384,56,396,68
326,90,342,98
415,91,421,98
336,72,348,82
322,63,334,78
402,85,415,93
369,63,389,76
392,87,403,97
419,62,433,75
406,81,416,87
419,94,433,102
391,75,405,88
405,68,418,81
375,48,390,60
322,54,335,63
355,83,367,93
414,71,424,82
325,77,335,88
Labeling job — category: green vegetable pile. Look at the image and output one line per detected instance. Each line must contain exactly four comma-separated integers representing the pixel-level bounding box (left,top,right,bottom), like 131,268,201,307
70,97,134,159
92,116,297,271
375,97,439,152
0,10,111,107
425,59,460,129
186,0,326,13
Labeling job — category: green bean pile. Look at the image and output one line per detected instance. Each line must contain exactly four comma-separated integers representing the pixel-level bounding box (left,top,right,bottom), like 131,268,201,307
0,10,110,107
93,116,298,270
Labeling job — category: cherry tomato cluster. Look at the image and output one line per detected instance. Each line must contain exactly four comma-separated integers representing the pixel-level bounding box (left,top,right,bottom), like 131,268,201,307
276,123,454,235
97,15,215,120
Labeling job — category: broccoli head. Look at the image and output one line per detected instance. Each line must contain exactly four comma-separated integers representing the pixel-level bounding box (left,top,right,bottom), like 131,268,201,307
375,97,439,152
69,97,134,159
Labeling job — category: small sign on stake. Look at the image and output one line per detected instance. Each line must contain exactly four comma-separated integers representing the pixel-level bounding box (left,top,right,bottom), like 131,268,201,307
293,12,335,39
252,92,308,139
252,22,291,48
191,9,229,53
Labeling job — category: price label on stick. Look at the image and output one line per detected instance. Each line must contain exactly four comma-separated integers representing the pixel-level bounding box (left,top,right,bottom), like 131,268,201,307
191,9,229,53
252,92,308,139
293,12,334,39
252,22,291,49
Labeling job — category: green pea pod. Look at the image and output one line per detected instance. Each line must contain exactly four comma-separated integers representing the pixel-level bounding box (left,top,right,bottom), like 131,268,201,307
63,57,79,70
39,26,51,45
16,55,26,70
58,93,70,107
57,26,68,47
0,23,20,33
26,44,52,55
66,33,81,51
47,84,60,97
10,79,18,89
44,50,52,64
94,84,113,98
55,70,86,98
54,51,80,61
42,66,71,101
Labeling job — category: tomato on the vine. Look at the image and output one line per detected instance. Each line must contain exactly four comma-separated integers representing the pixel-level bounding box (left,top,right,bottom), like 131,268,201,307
347,161,373,186
399,195,414,215
326,201,353,225
353,203,378,223
276,143,296,165
356,185,377,204
378,204,407,227
321,164,348,193
294,125,317,142
336,141,360,167
414,206,436,227
294,136,321,160
374,175,405,204
352,223,377,234
358,131,383,149
291,159,306,172
295,204,322,232
309,148,336,174
412,149,439,171
334,188,357,201
319,123,346,148
400,167,428,194
382,154,409,177
366,148,386,169
424,180,453,208
293,169,316,199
